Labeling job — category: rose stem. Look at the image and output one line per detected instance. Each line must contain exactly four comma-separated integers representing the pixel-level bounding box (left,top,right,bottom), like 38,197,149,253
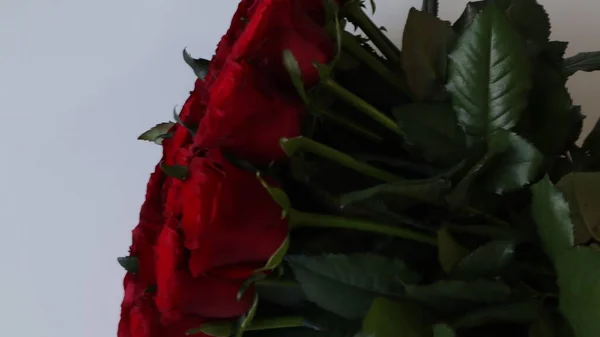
289,210,438,246
280,137,399,182
343,1,402,65
340,31,412,97
246,316,307,331
313,107,383,142
320,78,404,137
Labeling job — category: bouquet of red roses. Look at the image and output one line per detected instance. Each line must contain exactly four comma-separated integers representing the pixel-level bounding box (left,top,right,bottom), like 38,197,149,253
117,0,600,336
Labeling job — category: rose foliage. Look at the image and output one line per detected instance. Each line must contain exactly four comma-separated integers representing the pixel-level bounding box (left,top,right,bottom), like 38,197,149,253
118,0,600,337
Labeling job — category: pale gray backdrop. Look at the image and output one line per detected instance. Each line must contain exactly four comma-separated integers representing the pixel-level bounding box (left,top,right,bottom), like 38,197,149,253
0,0,598,336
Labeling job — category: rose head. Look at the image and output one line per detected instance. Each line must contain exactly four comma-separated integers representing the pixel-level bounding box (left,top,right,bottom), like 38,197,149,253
194,61,303,163
231,0,335,87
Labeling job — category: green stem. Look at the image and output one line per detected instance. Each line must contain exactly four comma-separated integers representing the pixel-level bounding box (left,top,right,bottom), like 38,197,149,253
290,210,438,246
321,78,404,137
281,137,399,182
344,1,402,65
313,107,383,142
246,316,306,331
341,31,411,96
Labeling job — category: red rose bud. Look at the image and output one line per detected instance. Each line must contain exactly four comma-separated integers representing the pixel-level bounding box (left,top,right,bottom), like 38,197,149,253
195,61,302,163
205,0,258,84
118,290,206,337
231,0,335,87
176,149,288,275
154,226,255,324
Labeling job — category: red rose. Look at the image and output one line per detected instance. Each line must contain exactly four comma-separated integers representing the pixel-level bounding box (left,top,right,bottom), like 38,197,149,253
231,0,335,87
177,148,288,275
154,226,256,324
194,61,303,163
118,276,205,337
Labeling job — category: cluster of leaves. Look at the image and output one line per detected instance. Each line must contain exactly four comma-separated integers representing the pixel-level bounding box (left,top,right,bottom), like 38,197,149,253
138,0,600,336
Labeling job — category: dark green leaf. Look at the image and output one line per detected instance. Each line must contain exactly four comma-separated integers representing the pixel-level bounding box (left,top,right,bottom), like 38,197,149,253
362,297,434,337
393,103,466,167
452,1,483,33
540,41,569,67
256,237,290,272
237,295,259,335
453,0,550,55
421,0,439,17
451,240,515,280
339,177,451,209
491,0,551,55
453,300,542,328
160,163,189,180
283,50,310,104
287,254,421,319
531,176,574,262
446,149,502,208
556,246,600,337
237,273,267,301
447,4,532,141
518,61,574,156
556,173,600,244
173,107,197,135
182,48,210,80
137,122,174,145
258,174,292,217
437,227,470,274
484,130,544,194
117,256,138,273
564,51,600,76
433,324,455,337
405,279,512,313
187,321,232,336
402,8,455,100
256,279,306,307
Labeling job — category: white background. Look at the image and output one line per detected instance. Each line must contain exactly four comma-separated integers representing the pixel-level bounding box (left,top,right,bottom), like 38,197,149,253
1,0,599,336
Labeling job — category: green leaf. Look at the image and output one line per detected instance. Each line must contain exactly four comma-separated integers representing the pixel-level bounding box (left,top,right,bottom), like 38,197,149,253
446,3,532,141
256,279,307,308
453,300,542,328
238,295,259,333
339,177,451,210
182,48,210,80
556,173,600,244
237,273,267,301
117,256,138,273
187,321,233,336
421,0,439,17
564,51,600,76
445,149,501,208
452,1,483,33
257,173,292,218
256,236,290,272
453,0,550,55
402,8,455,100
531,176,574,262
173,107,197,135
556,246,600,337
392,103,466,167
405,279,512,313
283,50,310,104
362,297,433,337
160,162,189,180
484,130,544,194
518,60,574,157
137,122,174,145
433,324,455,337
450,240,516,280
287,254,421,319
437,228,470,274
